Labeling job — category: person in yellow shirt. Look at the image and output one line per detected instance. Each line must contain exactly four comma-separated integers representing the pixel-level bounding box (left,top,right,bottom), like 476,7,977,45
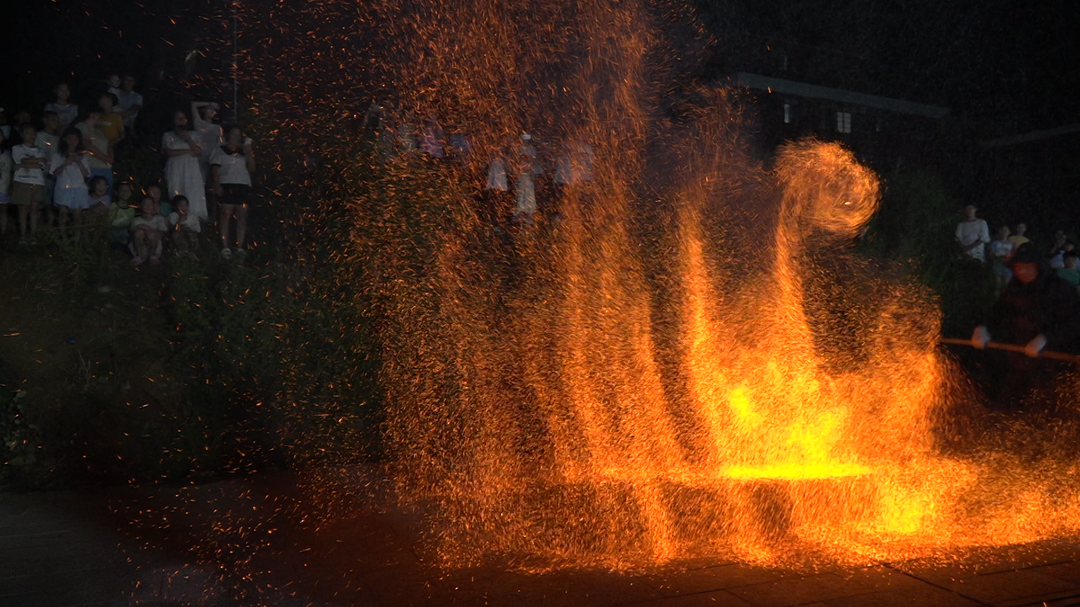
96,93,125,146
1008,222,1030,248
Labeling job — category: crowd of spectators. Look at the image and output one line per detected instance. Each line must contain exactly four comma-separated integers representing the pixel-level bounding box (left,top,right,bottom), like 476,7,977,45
955,204,1080,299
362,102,595,228
0,74,256,264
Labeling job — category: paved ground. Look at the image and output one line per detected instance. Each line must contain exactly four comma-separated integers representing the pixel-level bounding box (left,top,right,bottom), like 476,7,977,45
4,472,1080,607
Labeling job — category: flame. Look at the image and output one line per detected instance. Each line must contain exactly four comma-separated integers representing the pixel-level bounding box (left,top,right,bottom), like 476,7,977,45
244,0,1080,570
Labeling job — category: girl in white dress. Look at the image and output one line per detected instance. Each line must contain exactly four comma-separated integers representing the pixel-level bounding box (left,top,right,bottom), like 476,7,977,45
50,128,91,238
162,111,207,219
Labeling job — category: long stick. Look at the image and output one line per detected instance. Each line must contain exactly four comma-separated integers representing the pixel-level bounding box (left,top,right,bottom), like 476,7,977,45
940,337,1080,364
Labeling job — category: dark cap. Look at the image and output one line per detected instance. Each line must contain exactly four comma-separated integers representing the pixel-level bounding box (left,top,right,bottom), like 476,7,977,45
1011,242,1039,265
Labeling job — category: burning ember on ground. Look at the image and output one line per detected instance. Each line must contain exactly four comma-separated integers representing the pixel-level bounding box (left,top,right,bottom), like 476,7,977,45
243,0,1080,570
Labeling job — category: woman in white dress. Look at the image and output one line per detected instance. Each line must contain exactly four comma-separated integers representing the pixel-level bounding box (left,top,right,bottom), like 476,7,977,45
162,111,207,219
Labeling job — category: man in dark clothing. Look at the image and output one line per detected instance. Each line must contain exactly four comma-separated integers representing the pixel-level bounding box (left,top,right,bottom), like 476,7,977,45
972,243,1080,406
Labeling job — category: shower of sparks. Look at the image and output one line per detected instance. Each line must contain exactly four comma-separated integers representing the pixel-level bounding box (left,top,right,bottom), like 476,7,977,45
232,0,1080,571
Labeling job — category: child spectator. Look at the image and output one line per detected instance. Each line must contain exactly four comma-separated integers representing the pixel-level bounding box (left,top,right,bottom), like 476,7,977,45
1057,251,1080,291
210,126,255,259
0,129,11,236
163,111,207,220
989,225,1015,296
1008,222,1030,247
0,107,10,141
109,181,136,246
147,182,170,217
191,102,224,182
44,83,78,129
484,154,509,227
11,124,48,244
1051,242,1075,270
106,74,123,99
87,175,111,220
118,75,143,132
168,196,200,257
37,111,63,227
51,128,91,238
97,93,125,147
76,112,115,191
129,196,167,266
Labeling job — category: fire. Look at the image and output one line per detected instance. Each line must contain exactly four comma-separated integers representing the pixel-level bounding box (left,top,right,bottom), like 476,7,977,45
244,0,1080,570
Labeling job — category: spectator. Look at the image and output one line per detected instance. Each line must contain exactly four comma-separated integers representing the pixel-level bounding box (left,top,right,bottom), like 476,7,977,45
97,93,125,147
191,102,223,182
956,204,990,263
106,74,123,99
210,126,255,259
162,111,207,220
44,83,78,129
396,108,417,152
168,195,200,257
76,112,115,191
1048,230,1069,260
0,128,11,235
87,175,110,220
147,182,169,217
109,181,136,246
11,124,48,244
1050,242,1074,270
0,107,10,141
129,195,167,266
50,128,91,238
448,125,471,163
989,225,1015,296
37,111,63,227
419,115,445,159
484,153,509,227
118,75,143,132
1009,222,1030,247
512,133,541,225
1057,251,1080,292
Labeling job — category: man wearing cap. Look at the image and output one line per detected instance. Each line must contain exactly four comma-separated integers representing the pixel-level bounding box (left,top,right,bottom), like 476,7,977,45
972,242,1080,405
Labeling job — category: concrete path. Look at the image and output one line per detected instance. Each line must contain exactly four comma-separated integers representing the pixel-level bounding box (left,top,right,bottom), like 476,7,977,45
3,473,1080,607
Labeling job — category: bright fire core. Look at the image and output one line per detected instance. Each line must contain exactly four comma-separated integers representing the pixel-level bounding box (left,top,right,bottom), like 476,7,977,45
252,0,1080,569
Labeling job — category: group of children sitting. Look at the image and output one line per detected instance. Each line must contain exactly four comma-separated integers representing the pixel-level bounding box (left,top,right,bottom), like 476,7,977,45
109,180,201,265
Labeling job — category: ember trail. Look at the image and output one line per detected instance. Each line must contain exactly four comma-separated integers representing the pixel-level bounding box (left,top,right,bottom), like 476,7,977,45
242,0,1080,569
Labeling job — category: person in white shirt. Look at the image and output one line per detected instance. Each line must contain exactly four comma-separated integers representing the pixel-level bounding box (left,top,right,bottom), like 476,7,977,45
106,74,123,99
118,75,144,132
191,101,224,182
10,124,48,243
956,205,990,263
0,128,12,236
76,112,115,192
209,126,255,259
44,83,79,129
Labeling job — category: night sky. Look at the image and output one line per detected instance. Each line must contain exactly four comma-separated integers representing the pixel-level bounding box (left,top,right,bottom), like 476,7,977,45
3,0,1077,137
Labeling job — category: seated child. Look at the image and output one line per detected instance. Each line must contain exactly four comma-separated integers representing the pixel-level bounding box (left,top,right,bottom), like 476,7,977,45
108,181,136,245
167,195,200,257
129,195,168,265
1057,251,1080,292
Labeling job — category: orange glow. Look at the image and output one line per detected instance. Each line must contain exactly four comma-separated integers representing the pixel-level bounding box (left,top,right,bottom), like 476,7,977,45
247,0,1080,571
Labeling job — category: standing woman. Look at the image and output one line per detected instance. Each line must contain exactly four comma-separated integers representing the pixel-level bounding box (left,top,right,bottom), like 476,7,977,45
44,83,79,129
50,128,91,238
210,126,255,259
162,110,207,220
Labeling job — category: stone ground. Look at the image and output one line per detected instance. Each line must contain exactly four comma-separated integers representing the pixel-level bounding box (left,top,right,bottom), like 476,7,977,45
3,472,1080,607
